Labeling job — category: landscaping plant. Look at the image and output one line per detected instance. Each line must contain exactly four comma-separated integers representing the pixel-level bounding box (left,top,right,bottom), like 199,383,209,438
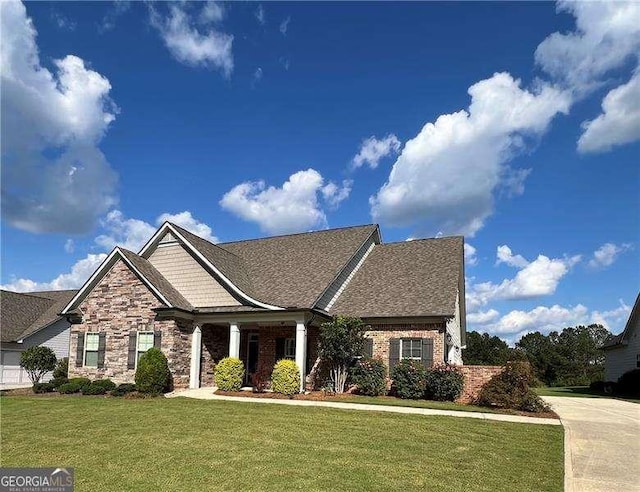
82,382,108,395
318,316,366,393
20,346,57,384
251,362,271,393
617,368,640,397
32,382,56,394
350,358,387,396
135,348,171,394
391,359,427,399
271,359,301,397
111,383,137,397
52,357,68,379
214,357,245,392
424,364,464,401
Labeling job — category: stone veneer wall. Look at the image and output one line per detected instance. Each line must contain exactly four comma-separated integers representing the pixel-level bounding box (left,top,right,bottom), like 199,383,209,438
458,365,504,403
366,323,446,367
68,260,194,389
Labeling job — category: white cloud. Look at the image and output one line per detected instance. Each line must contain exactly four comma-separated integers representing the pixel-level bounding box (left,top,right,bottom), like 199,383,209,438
578,71,640,153
351,134,401,170
150,2,233,76
200,1,224,24
64,239,75,254
467,246,580,308
535,1,640,95
467,309,499,324
220,169,350,235
255,4,265,26
588,242,633,269
464,243,478,266
496,245,529,268
157,211,218,243
99,1,130,33
280,16,290,35
94,210,157,252
252,67,263,86
591,300,632,332
370,73,570,237
1,253,108,292
52,11,76,31
1,0,119,234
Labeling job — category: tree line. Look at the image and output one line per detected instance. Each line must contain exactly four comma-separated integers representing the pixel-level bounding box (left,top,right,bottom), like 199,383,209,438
463,324,611,387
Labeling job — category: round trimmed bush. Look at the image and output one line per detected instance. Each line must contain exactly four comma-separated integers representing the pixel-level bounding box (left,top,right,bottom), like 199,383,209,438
32,382,55,394
68,378,91,390
391,359,427,399
58,382,83,394
111,383,137,397
271,359,300,397
424,364,464,401
135,348,171,394
91,379,116,392
350,358,387,396
50,377,69,389
214,357,245,392
82,382,108,395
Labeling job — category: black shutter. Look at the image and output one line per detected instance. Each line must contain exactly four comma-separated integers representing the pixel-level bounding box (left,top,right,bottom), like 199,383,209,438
363,338,374,359
389,338,400,371
97,333,106,368
421,338,434,368
127,331,138,369
153,330,162,349
275,338,285,361
76,332,85,367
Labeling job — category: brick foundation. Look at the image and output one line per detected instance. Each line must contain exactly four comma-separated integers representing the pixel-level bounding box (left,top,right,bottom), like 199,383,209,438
457,365,504,403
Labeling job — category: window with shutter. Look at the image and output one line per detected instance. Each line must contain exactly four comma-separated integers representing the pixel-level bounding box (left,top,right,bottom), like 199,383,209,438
136,331,154,366
363,338,374,358
76,332,85,367
389,338,400,370
400,338,422,361
83,333,100,367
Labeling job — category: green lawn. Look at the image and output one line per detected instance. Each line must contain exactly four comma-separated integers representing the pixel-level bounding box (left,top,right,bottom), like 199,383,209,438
331,394,508,414
0,396,563,491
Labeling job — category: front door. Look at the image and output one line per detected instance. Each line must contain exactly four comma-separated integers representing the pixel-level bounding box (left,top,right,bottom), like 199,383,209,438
246,333,259,384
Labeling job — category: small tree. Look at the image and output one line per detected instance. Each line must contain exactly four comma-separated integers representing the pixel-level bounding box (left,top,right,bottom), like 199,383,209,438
20,346,57,384
318,316,365,393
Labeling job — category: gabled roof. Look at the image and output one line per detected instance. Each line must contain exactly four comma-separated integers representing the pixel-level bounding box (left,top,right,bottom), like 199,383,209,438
602,293,640,350
330,236,464,318
1,289,77,342
220,225,379,308
61,248,192,315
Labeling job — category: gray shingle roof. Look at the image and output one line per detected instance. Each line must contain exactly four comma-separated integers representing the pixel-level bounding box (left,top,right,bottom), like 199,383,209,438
1,289,77,342
330,237,464,318
601,293,639,349
218,225,378,308
119,249,193,311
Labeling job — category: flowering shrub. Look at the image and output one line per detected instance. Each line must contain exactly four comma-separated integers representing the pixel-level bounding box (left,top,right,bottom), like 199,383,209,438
391,359,427,399
350,358,387,396
424,364,464,401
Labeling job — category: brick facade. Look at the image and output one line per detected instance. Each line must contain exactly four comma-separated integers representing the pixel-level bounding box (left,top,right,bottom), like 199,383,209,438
68,260,194,389
366,323,446,367
458,365,504,403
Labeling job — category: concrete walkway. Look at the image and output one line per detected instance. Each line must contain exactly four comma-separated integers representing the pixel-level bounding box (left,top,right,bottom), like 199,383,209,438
168,387,560,425
543,396,640,492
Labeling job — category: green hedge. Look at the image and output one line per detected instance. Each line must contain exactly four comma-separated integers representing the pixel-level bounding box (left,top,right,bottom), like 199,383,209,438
424,365,464,401
214,358,245,391
391,360,427,399
271,359,300,397
350,358,387,396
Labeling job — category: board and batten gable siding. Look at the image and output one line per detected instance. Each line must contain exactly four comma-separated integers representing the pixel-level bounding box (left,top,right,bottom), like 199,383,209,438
605,313,640,382
316,234,377,311
148,242,241,308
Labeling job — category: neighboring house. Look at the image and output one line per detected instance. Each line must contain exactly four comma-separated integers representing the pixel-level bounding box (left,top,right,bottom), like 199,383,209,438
0,289,77,385
602,293,640,382
61,223,466,392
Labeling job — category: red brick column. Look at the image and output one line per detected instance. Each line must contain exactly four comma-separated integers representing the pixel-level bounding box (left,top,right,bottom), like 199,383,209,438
458,365,504,403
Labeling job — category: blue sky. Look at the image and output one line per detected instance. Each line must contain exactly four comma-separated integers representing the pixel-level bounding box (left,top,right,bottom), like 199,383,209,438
1,1,638,343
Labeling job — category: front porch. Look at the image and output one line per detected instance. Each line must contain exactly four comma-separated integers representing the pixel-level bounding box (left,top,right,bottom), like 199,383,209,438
177,310,327,393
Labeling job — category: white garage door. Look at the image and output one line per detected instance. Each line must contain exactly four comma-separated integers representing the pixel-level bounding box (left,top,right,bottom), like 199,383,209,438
0,350,28,384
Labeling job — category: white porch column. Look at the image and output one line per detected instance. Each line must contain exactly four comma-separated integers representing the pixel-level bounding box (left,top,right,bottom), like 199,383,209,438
295,320,307,393
229,322,240,359
189,325,202,389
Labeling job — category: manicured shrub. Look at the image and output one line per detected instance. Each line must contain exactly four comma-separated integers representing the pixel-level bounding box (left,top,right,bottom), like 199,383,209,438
617,369,640,397
391,359,427,399
91,379,117,392
57,382,83,394
20,346,57,384
424,364,464,401
82,382,108,395
589,380,605,392
214,357,245,392
32,382,55,394
350,358,387,396
68,377,91,390
271,359,300,397
111,383,137,397
251,362,271,393
50,377,69,389
53,357,68,380
476,361,549,413
135,348,171,394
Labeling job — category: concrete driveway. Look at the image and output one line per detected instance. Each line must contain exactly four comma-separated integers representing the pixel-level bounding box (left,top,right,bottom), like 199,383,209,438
543,396,640,492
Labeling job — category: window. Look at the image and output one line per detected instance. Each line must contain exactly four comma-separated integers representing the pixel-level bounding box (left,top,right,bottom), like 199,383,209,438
400,338,422,361
137,331,154,365
284,338,295,359
84,333,100,367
